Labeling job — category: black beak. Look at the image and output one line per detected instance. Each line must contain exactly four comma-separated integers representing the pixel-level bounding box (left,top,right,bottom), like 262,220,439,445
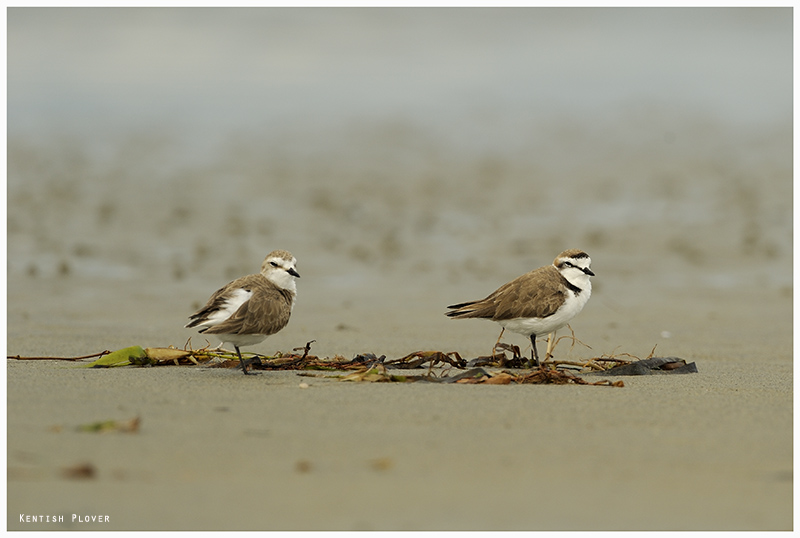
288,268,300,278
583,267,595,277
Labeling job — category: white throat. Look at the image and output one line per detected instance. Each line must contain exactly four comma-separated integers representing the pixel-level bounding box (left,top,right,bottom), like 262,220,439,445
561,266,592,295
265,268,297,296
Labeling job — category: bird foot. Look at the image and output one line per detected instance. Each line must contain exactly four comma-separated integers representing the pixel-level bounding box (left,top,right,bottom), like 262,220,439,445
524,358,541,369
240,358,262,375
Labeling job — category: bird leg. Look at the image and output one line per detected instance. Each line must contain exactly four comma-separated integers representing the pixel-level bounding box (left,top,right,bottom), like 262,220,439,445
545,332,556,360
526,335,540,369
491,328,506,359
235,345,257,376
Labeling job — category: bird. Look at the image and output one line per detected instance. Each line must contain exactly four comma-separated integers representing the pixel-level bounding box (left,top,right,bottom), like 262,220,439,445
445,249,594,367
186,249,300,375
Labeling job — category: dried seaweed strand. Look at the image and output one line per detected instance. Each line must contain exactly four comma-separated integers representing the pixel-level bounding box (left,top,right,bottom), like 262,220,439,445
8,351,111,361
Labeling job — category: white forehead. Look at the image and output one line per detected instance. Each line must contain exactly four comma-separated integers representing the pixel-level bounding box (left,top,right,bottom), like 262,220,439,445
261,251,297,274
268,255,296,266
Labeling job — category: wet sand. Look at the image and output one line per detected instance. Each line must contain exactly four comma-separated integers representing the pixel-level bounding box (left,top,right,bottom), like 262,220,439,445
7,7,792,531
6,268,793,531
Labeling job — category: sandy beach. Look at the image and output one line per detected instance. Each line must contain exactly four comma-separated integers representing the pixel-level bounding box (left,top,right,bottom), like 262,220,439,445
7,7,793,531
7,268,793,531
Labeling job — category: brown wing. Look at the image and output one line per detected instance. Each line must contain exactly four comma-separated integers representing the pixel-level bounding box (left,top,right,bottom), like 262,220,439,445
490,266,566,320
186,274,258,328
446,265,565,321
199,276,293,336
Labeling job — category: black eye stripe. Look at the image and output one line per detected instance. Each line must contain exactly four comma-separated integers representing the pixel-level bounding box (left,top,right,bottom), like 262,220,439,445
561,260,591,271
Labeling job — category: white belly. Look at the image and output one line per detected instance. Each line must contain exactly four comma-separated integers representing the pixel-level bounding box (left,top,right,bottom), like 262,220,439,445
216,333,269,348
499,288,590,338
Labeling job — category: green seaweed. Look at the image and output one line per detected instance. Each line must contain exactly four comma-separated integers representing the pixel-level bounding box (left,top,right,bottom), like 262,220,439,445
78,346,147,368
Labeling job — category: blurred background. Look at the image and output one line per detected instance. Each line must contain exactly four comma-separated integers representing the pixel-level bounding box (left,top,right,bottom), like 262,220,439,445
7,7,792,359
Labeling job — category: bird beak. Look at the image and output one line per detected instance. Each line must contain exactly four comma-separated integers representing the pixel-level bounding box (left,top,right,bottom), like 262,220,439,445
288,268,300,278
584,268,595,276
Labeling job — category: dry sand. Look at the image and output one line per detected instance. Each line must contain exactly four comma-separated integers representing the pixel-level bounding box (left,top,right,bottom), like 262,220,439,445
7,7,792,531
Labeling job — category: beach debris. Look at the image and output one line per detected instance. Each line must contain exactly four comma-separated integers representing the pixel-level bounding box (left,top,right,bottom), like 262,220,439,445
442,367,624,386
350,353,386,367
369,457,394,471
435,367,495,383
75,345,202,368
467,343,526,368
320,364,624,387
385,350,466,369
79,346,148,368
295,460,312,473
7,350,112,362
586,357,698,376
338,364,413,383
9,340,695,385
470,327,593,368
244,340,355,371
61,463,97,480
76,416,141,433
142,347,200,366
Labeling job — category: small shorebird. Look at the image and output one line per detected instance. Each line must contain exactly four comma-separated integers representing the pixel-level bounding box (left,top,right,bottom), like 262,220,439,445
446,249,594,367
186,249,300,375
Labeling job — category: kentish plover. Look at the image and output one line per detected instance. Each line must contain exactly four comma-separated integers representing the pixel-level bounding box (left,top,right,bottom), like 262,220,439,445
186,249,300,375
446,249,594,367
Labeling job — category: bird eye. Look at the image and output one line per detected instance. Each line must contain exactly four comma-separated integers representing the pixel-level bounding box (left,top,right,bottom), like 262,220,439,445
270,261,278,267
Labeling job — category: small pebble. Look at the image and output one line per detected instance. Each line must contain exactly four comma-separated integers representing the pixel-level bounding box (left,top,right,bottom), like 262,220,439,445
369,457,394,471
295,460,312,473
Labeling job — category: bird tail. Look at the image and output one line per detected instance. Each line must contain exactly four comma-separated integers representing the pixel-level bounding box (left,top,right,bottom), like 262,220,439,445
445,301,480,319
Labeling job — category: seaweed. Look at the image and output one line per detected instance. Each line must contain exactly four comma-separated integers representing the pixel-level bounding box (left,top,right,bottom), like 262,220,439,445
319,364,625,386
75,416,141,433
385,350,466,370
585,357,698,376
9,339,697,387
